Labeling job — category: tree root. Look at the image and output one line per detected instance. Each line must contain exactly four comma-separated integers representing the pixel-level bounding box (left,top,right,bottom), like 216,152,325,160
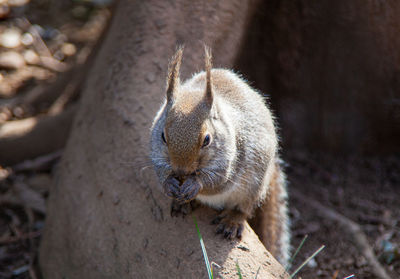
291,189,392,279
0,105,77,166
12,150,62,172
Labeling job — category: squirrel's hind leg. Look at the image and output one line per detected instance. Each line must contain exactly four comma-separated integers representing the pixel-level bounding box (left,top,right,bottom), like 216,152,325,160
211,208,247,240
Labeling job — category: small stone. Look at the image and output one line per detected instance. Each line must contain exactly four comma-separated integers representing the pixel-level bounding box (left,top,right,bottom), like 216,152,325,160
0,51,26,69
307,257,318,268
20,32,34,45
23,49,40,64
0,28,22,48
61,43,77,57
12,106,24,118
0,167,10,180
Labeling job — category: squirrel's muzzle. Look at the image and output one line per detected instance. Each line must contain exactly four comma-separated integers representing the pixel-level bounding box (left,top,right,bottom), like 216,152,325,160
172,169,197,184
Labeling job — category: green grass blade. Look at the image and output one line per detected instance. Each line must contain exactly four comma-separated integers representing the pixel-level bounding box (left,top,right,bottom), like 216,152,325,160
193,216,213,279
290,245,325,278
285,234,308,271
235,261,243,279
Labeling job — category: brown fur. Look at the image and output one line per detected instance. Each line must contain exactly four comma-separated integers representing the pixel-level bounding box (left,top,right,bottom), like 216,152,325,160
151,47,290,265
204,45,213,106
166,46,184,103
249,162,287,259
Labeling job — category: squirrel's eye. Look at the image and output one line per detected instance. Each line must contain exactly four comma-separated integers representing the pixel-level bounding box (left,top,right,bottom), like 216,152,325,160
202,134,211,148
161,131,167,143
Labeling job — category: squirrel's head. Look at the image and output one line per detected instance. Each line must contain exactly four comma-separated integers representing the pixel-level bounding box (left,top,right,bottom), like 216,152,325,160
163,46,214,178
151,46,225,180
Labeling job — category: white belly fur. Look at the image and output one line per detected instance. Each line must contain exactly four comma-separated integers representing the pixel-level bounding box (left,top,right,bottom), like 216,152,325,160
196,187,235,210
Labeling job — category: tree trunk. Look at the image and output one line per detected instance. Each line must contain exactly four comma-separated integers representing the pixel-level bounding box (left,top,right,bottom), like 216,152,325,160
39,1,288,278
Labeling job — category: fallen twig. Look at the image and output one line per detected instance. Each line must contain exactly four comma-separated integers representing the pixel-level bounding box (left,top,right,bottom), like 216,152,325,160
22,18,68,72
0,181,46,214
291,189,392,279
0,230,41,245
12,150,62,172
48,69,82,115
37,56,69,73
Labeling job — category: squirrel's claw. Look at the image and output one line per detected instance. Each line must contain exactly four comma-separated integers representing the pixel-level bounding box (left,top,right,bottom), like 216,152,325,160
215,221,244,240
213,210,246,240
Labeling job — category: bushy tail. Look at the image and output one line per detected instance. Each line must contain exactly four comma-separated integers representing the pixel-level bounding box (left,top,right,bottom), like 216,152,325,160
249,159,290,266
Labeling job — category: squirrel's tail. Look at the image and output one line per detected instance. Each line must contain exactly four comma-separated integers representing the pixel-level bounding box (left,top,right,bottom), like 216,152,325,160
249,159,290,266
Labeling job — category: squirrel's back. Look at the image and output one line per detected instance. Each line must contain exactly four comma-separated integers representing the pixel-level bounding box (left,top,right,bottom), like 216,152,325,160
184,69,271,116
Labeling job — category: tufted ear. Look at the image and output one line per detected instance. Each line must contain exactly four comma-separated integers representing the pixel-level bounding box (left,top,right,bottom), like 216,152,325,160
204,45,213,108
166,46,184,103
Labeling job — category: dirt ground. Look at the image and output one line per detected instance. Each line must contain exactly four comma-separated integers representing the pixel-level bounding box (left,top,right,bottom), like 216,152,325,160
286,151,400,278
0,1,399,279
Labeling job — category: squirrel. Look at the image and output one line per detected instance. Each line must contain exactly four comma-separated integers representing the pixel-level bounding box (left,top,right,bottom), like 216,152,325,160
150,46,290,265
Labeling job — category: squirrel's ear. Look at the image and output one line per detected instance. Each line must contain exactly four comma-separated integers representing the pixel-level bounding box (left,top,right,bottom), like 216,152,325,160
166,46,184,103
204,45,213,107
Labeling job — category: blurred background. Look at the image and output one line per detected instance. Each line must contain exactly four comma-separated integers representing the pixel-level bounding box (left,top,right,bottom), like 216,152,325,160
235,2,400,278
0,0,111,278
0,0,399,278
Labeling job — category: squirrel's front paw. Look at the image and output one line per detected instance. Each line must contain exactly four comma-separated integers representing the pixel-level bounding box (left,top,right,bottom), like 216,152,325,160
212,209,246,240
175,176,201,203
163,176,181,198
163,175,201,202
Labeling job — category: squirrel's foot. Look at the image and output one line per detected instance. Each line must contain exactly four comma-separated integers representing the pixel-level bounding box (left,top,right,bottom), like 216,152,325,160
212,209,246,240
170,199,199,218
